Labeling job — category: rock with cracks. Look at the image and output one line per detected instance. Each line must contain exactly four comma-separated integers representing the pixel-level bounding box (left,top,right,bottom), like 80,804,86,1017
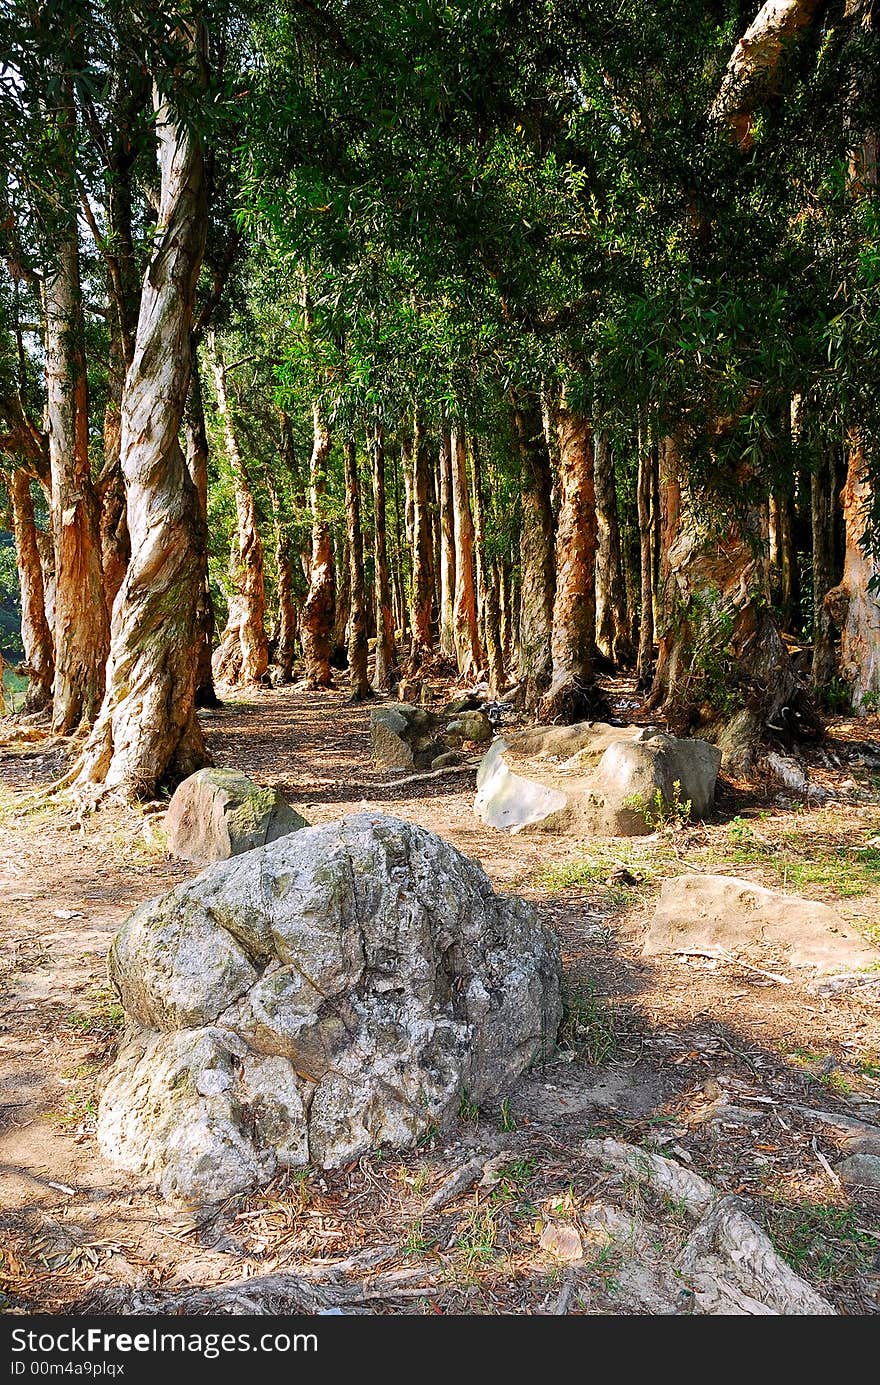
643,874,880,975
165,767,309,865
474,722,720,835
98,813,562,1204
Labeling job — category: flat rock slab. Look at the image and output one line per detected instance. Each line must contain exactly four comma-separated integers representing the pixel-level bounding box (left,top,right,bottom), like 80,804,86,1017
474,721,720,835
98,813,562,1204
643,874,879,975
166,767,308,865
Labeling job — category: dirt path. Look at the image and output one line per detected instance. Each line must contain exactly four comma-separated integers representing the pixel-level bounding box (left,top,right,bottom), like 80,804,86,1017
1,685,879,1313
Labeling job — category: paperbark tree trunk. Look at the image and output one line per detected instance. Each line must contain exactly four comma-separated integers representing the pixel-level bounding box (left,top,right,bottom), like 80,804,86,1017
636,422,655,689
409,410,434,663
210,335,269,686
825,439,880,710
450,428,481,679
539,397,597,723
266,472,296,684
712,0,826,148
184,351,218,705
343,438,370,699
371,426,395,690
44,218,109,733
9,468,54,712
594,434,633,667
74,53,209,799
472,436,503,695
300,404,335,689
437,429,456,660
512,393,555,709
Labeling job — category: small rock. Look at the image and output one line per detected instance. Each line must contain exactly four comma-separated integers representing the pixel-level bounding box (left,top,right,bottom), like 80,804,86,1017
445,711,492,745
836,1153,880,1190
166,768,308,865
431,751,461,770
539,1222,583,1262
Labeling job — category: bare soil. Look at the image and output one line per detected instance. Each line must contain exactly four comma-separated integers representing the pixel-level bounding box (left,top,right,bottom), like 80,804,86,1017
1,680,879,1314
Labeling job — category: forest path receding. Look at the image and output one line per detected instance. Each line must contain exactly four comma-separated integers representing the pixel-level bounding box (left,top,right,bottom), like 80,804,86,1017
1,683,879,1314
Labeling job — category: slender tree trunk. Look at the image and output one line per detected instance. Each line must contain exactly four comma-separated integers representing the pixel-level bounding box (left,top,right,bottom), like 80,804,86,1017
825,438,880,710
9,468,53,711
450,427,481,678
184,350,218,705
210,335,269,685
472,437,503,696
437,428,456,660
332,532,350,659
371,426,395,690
409,409,433,663
811,449,837,691
594,434,633,666
539,396,597,723
266,474,296,683
44,223,109,733
74,55,209,798
300,404,335,688
344,438,370,699
636,419,655,689
512,393,555,708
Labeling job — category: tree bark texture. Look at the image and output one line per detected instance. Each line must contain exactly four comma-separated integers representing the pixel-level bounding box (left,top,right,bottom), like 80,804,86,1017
184,352,218,705
371,426,395,690
512,394,555,708
300,404,335,688
825,441,880,710
594,433,633,666
636,422,655,689
344,439,370,699
9,468,54,711
437,429,456,661
74,55,209,799
472,437,503,695
811,451,837,691
450,428,481,679
409,411,434,662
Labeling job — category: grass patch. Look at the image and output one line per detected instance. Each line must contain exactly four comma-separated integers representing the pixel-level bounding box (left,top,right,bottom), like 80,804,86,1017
765,1200,878,1282
558,980,618,1064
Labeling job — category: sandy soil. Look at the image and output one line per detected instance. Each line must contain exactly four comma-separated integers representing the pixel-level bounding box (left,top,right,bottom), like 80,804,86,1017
1,681,879,1314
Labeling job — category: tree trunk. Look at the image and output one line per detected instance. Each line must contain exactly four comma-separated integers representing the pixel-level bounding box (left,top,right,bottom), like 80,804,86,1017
437,428,456,661
712,0,826,149
332,533,350,660
344,438,370,699
825,439,880,711
371,426,395,690
450,428,481,679
512,393,555,708
300,404,335,688
9,468,53,712
472,438,503,696
44,220,109,733
636,420,655,689
539,397,597,723
409,409,434,663
649,434,803,766
184,351,218,706
74,56,209,799
267,473,296,684
811,450,837,691
594,434,633,667
210,335,269,686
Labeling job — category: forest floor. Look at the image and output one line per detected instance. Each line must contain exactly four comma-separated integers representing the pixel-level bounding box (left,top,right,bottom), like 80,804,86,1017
1,676,879,1315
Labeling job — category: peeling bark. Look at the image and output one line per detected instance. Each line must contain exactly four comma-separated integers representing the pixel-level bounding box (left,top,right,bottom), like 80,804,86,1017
450,428,481,679
184,353,218,706
512,394,555,708
437,429,456,660
712,0,826,149
343,438,370,699
210,336,269,687
299,405,335,688
636,422,655,689
74,48,209,800
539,398,597,723
9,468,53,711
825,441,880,710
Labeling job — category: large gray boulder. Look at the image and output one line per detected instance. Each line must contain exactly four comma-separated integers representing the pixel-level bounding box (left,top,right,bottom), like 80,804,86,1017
475,722,720,836
98,814,562,1203
165,768,308,865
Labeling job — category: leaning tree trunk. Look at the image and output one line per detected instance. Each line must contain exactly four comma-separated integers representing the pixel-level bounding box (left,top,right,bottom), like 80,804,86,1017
594,434,633,667
73,55,209,800
300,405,335,689
371,426,396,691
512,393,555,709
343,438,370,699
409,411,434,664
450,428,481,679
538,397,597,723
184,350,218,705
210,335,269,686
649,435,802,766
9,468,53,711
44,227,109,734
437,429,456,661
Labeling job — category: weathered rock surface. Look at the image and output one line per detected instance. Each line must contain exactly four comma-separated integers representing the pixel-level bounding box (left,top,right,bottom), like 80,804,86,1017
370,701,493,770
165,768,308,865
474,722,720,835
98,814,562,1203
836,1153,880,1189
643,874,879,975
